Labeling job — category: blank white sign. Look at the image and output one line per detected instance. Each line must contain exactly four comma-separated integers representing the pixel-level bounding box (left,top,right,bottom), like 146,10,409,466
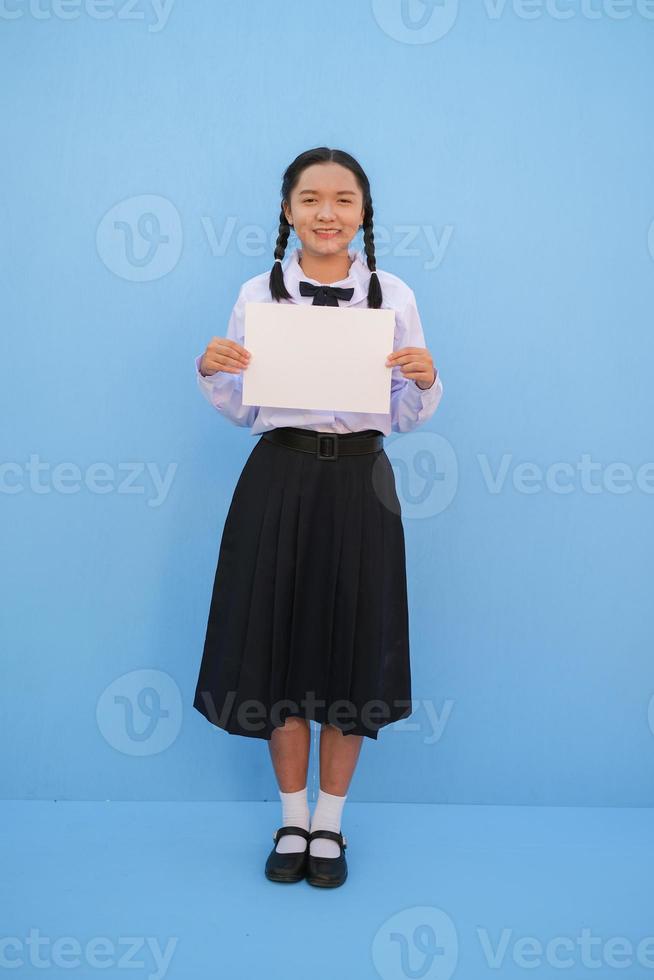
241,302,396,413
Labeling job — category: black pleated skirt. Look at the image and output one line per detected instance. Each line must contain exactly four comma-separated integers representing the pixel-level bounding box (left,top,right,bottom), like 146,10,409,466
193,427,413,740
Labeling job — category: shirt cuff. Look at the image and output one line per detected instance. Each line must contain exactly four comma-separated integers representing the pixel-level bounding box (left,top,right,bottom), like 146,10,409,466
196,353,239,386
406,373,444,419
196,353,211,381
413,372,442,397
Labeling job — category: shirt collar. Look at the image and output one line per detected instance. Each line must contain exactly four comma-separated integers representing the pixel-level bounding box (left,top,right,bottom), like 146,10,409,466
282,245,371,305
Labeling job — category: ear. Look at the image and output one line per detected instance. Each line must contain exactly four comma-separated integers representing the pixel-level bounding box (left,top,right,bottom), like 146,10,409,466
282,201,292,224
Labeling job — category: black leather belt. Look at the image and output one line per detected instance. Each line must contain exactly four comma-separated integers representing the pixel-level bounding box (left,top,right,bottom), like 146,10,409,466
261,427,384,460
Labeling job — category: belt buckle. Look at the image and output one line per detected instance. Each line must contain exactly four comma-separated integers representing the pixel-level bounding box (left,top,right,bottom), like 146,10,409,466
317,433,338,460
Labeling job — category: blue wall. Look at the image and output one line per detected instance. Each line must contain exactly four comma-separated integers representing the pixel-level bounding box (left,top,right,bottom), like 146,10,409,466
2,0,653,804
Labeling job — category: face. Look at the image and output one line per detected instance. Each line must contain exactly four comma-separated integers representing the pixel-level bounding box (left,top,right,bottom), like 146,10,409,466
283,162,366,259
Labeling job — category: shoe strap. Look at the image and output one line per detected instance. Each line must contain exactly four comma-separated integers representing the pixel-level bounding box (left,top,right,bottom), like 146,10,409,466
309,829,347,850
273,825,310,844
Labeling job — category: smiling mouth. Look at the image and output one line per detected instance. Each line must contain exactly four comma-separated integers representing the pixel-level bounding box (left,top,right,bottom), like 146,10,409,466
314,229,340,235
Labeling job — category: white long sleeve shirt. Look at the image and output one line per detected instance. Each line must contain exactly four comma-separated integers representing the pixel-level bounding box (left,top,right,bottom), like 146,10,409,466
194,245,444,436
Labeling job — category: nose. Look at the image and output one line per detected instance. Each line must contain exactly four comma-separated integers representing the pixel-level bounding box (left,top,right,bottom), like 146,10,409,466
316,203,335,220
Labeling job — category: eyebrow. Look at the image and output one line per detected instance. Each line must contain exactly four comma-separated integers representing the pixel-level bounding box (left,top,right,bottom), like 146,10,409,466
297,189,357,195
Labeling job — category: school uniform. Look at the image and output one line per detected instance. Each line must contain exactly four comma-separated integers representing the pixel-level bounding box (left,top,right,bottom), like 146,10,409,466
192,245,444,740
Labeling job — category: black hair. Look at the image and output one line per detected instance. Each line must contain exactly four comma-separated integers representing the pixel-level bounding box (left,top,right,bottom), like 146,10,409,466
268,147,383,309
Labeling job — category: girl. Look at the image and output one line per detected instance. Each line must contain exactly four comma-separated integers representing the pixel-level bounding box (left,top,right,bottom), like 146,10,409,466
193,147,443,888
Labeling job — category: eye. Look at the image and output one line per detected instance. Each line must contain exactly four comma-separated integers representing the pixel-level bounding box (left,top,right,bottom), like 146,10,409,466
301,197,353,204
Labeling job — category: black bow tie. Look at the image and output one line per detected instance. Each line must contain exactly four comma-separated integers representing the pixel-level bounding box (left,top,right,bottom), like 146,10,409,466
299,280,355,306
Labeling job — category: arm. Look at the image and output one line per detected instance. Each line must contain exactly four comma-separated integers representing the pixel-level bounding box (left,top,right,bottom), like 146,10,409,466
390,289,444,432
195,286,259,429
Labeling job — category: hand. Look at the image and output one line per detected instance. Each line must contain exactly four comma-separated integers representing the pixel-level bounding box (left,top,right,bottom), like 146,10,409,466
200,337,251,376
386,346,437,390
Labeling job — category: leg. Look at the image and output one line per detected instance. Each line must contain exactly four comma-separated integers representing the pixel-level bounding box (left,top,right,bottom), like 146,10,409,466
267,716,312,854
318,723,363,795
309,723,363,859
267,715,311,791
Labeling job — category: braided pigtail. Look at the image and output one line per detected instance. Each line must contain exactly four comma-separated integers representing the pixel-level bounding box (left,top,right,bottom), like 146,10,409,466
268,208,292,301
270,147,384,308
362,202,383,309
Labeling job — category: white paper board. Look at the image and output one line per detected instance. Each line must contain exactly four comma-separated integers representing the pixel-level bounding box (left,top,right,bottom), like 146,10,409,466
241,302,395,413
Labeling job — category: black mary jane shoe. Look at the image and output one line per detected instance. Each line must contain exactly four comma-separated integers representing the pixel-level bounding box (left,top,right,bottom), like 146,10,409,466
305,829,348,888
264,826,310,883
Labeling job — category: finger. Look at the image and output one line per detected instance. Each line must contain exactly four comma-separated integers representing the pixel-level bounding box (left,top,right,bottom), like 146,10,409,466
387,351,429,365
392,356,430,369
201,364,237,376
217,351,248,366
207,355,246,372
211,337,242,351
210,339,251,359
399,361,429,373
215,361,246,373
387,347,424,359
211,347,249,365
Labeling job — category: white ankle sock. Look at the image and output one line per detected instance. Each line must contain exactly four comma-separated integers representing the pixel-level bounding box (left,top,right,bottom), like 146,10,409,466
309,789,347,858
275,786,310,853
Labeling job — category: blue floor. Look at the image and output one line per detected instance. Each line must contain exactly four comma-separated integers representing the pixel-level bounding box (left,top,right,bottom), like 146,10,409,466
3,800,653,979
